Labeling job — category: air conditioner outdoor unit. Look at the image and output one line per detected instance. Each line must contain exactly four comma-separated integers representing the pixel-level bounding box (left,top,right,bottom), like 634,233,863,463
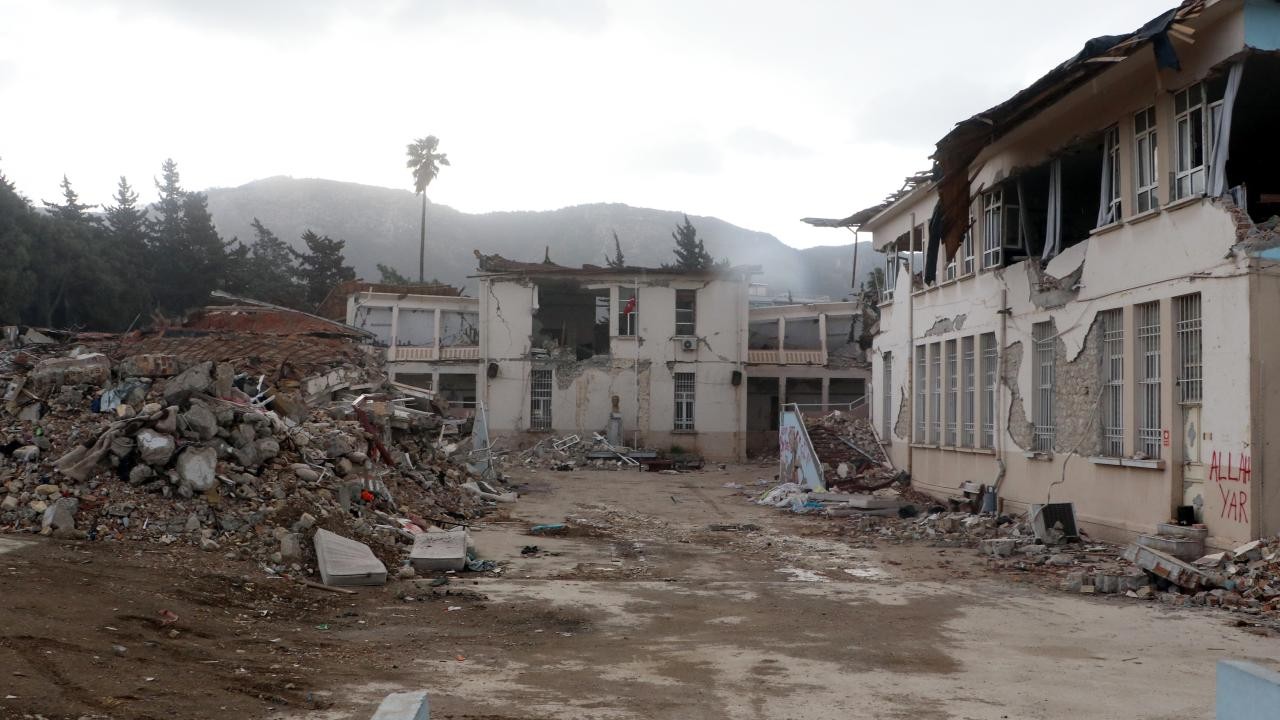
1030,502,1079,543
680,338,696,351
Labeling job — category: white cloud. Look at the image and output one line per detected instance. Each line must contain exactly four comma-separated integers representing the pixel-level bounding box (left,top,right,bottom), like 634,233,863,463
0,0,1177,248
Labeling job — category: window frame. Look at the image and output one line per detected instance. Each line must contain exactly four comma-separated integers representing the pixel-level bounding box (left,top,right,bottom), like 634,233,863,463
617,286,638,337
980,333,997,449
1173,84,1207,200
961,336,975,447
981,190,1003,270
1175,293,1202,405
929,342,942,445
1134,106,1159,214
944,339,958,446
914,345,927,443
674,289,697,337
1100,124,1122,225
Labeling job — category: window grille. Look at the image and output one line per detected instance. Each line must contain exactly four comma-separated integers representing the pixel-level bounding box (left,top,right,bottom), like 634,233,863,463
980,333,997,448
1098,309,1125,456
944,340,958,446
674,372,695,431
1175,293,1202,404
882,352,893,441
1032,322,1056,452
914,346,927,443
961,337,975,447
1136,302,1161,458
929,343,942,444
530,369,553,430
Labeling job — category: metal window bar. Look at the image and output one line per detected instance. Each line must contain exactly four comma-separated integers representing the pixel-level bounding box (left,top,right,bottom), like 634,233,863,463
945,340,958,445
1137,302,1162,458
530,369,553,430
1135,107,1159,213
1032,322,1056,452
882,352,893,441
961,336,975,447
929,343,942,444
1098,310,1125,456
982,191,1003,269
1175,293,1203,404
980,333,997,448
673,372,695,431
915,346,927,443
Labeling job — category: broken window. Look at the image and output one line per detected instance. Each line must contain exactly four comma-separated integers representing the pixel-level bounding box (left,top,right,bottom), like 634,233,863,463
1173,79,1225,201
1098,309,1125,457
883,249,900,302
882,351,893,442
398,308,435,347
1220,55,1280,222
784,318,821,349
960,231,974,277
438,373,477,406
354,305,393,346
533,282,609,359
1175,293,1202,404
440,311,479,347
675,289,696,336
961,336,975,447
530,368,553,430
674,372,695,431
944,339,957,446
1136,302,1161,459
1098,125,1122,226
617,287,638,337
929,342,942,444
981,190,1004,269
914,345,927,443
748,320,779,350
1134,106,1159,213
1032,321,1056,452
980,333,997,449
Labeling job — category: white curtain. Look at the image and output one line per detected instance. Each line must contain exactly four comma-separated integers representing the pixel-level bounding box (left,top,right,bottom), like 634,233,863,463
1096,132,1116,228
1043,158,1062,262
1208,61,1243,198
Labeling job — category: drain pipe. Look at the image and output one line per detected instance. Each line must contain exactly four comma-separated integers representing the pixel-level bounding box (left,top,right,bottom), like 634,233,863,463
991,286,1009,513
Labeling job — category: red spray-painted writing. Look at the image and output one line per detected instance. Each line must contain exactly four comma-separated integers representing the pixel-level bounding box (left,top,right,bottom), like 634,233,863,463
1210,451,1250,524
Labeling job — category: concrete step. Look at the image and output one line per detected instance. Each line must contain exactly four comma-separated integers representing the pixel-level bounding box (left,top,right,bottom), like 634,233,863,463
1137,533,1205,562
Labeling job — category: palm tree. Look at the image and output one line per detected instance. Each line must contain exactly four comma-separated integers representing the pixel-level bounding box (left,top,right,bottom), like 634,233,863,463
405,136,450,282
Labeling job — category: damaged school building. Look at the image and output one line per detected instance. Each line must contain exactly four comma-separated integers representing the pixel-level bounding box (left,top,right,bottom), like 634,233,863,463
342,255,871,463
812,0,1280,550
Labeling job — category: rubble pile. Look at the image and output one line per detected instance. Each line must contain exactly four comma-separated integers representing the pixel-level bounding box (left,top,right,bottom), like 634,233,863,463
505,432,704,472
802,411,901,491
1,333,509,578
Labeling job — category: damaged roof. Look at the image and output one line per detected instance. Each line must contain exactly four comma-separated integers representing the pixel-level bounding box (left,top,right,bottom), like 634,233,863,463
318,280,466,320
802,170,935,230
471,250,760,278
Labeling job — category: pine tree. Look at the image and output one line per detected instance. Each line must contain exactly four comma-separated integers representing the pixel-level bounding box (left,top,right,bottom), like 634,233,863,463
671,214,713,271
145,160,232,313
42,175,98,225
292,229,355,309
236,218,304,307
0,169,35,323
606,230,625,269
377,263,410,284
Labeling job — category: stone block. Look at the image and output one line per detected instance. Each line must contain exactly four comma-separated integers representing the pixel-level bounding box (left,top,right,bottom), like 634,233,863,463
980,538,1017,557
314,529,387,587
410,529,468,573
370,690,429,720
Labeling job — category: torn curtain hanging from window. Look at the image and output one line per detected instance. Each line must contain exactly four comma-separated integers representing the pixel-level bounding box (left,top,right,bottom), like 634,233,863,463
1042,158,1062,262
1208,61,1243,198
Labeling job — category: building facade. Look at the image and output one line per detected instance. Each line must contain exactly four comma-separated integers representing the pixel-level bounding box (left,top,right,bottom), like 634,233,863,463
853,0,1280,549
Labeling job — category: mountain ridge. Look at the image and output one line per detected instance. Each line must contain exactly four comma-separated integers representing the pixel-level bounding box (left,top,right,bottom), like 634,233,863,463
203,176,873,298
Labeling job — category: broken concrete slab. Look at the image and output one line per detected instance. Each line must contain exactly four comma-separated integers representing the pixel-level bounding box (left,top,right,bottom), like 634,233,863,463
1123,543,1208,591
409,529,468,573
30,353,111,390
370,690,429,720
981,538,1018,557
120,353,180,378
844,494,905,510
1137,533,1205,562
314,529,387,587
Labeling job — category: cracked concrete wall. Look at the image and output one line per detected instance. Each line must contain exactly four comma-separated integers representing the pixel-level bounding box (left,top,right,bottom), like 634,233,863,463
1002,341,1034,451
1052,317,1100,457
894,391,910,441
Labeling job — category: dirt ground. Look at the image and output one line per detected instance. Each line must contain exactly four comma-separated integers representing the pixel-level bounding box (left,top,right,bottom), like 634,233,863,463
3,465,1280,720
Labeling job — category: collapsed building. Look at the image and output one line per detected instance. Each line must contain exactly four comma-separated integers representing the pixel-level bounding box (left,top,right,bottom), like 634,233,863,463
333,255,873,463
811,0,1280,549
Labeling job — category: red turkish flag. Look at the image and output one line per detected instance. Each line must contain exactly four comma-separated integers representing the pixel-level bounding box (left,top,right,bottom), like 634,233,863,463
622,296,637,315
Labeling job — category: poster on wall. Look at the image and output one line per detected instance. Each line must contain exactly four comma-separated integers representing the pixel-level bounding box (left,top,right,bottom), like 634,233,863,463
779,404,825,491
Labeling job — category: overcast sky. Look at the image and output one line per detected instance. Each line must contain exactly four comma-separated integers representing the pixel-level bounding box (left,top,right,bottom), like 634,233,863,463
0,0,1174,249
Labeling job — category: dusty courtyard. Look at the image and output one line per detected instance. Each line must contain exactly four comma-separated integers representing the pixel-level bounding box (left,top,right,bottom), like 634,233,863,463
3,465,1279,720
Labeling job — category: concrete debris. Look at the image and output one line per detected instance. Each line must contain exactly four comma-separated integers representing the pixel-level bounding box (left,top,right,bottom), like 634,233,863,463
1,324,517,583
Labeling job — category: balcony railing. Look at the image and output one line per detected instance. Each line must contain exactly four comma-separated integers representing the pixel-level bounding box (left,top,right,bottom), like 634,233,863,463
387,345,480,362
747,348,826,365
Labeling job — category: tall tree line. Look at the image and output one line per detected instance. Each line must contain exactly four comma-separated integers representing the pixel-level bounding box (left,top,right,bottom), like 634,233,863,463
0,159,354,330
